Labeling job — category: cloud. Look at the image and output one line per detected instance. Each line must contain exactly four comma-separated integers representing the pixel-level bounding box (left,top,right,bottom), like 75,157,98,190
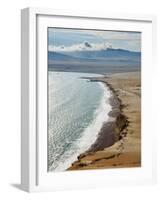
49,28,141,41
48,28,141,52
89,30,141,41
49,41,112,52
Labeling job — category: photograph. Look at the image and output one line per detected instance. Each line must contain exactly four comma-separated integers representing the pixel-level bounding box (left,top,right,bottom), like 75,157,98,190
47,28,141,172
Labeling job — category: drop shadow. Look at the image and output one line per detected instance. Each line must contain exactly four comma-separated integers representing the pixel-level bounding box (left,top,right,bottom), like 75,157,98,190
10,183,24,191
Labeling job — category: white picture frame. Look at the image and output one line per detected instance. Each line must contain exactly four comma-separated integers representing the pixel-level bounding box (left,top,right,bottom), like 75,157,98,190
21,7,157,192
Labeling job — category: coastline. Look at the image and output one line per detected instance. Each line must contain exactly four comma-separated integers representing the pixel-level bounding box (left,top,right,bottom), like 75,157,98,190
68,71,141,170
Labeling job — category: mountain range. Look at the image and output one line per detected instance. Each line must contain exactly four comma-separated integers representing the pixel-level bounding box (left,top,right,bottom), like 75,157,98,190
48,48,141,74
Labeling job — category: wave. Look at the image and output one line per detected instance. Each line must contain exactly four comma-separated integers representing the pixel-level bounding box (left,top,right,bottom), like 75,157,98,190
49,82,112,172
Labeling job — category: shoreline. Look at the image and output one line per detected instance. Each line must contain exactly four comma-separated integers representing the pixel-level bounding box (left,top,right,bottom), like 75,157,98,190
68,71,141,170
86,79,128,153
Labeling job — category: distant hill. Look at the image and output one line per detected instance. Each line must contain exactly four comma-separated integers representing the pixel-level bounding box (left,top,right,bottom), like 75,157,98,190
48,48,141,74
48,51,99,63
48,51,78,61
60,48,141,60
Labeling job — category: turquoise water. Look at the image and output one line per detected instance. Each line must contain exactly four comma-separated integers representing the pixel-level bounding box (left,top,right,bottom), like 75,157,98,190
48,72,111,172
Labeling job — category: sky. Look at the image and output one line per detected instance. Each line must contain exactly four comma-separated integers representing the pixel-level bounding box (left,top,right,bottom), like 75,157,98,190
48,28,141,52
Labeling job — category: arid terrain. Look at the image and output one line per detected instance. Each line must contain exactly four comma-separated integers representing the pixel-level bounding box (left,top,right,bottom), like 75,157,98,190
68,72,141,170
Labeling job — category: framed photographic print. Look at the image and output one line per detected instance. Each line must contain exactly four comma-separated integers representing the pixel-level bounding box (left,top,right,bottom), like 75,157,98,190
21,8,156,192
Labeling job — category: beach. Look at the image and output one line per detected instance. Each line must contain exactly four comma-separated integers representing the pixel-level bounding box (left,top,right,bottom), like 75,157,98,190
68,71,141,170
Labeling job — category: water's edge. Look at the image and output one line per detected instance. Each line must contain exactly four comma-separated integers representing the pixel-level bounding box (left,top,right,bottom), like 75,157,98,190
48,73,112,172
68,77,129,170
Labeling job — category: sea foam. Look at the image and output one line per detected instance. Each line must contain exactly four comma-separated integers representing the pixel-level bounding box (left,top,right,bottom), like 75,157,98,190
49,80,112,172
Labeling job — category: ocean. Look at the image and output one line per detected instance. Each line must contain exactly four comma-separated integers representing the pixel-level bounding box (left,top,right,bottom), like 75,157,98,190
48,72,112,172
